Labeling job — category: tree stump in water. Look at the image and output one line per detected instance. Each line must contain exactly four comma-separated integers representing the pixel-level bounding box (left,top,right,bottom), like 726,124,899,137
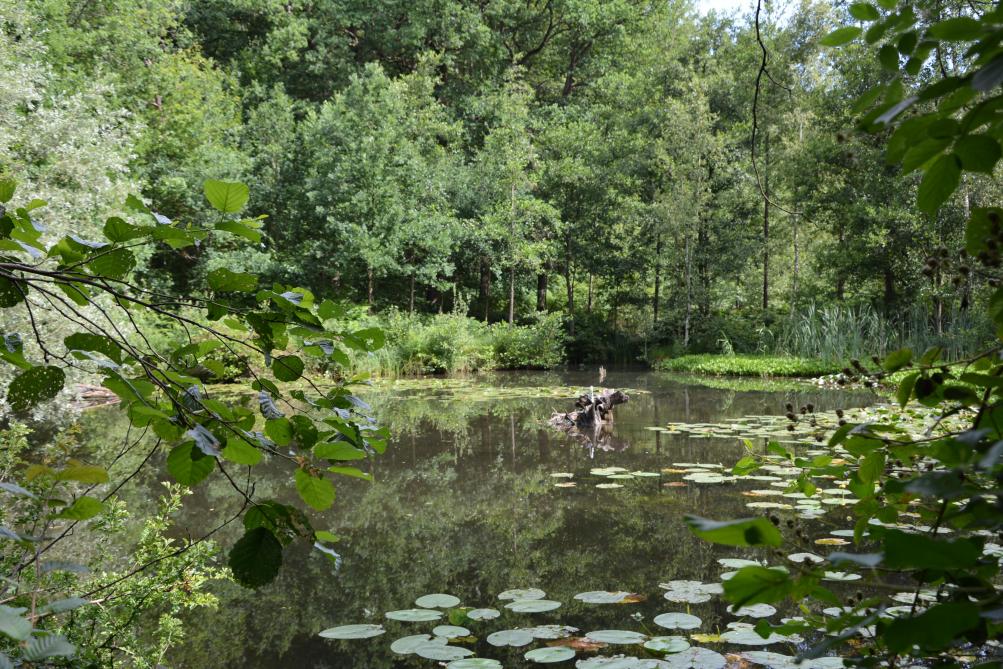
549,389,628,430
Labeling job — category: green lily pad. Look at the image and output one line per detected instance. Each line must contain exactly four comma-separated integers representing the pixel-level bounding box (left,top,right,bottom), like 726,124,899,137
467,608,501,621
596,483,624,489
433,625,470,638
526,624,578,639
729,604,776,618
653,613,701,630
585,629,648,644
385,608,443,622
416,593,461,608
574,591,631,604
318,624,385,639
446,660,503,669
662,647,727,669
645,636,690,653
416,644,475,661
486,629,535,647
499,588,546,601
390,634,445,654
525,646,577,663
505,599,562,613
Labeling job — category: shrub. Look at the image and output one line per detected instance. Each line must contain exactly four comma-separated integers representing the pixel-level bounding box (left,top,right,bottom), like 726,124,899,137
490,312,566,369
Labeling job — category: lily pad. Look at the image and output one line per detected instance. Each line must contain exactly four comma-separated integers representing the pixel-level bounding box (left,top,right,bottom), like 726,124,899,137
487,629,535,647
385,608,443,622
822,571,861,582
528,624,578,639
644,636,690,653
574,591,631,604
660,581,722,604
720,628,797,645
526,646,577,663
787,553,824,564
505,599,562,613
446,660,503,669
467,608,501,621
499,588,546,601
391,634,446,654
318,624,385,639
416,593,461,608
416,644,475,661
433,625,471,638
717,558,760,569
729,604,776,618
653,613,701,630
596,483,624,489
661,647,727,669
576,657,647,669
585,630,648,645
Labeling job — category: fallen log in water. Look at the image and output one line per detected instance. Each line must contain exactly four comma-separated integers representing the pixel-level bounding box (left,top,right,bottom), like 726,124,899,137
548,388,628,429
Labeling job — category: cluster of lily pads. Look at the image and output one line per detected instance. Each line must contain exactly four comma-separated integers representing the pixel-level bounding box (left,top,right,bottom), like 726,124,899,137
550,467,662,489
316,581,849,668
370,379,649,403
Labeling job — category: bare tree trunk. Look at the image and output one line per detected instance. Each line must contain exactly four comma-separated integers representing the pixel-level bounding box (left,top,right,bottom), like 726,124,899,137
536,272,547,311
565,250,575,338
409,274,416,314
367,266,375,313
480,258,491,322
508,266,515,324
762,129,770,312
653,234,661,323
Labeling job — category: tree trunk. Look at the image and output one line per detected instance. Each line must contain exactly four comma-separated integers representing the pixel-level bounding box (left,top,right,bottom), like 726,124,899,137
762,129,770,312
480,257,491,323
409,274,416,314
653,234,661,323
536,272,547,311
684,225,692,348
508,266,515,324
587,273,593,313
367,266,375,313
565,252,575,338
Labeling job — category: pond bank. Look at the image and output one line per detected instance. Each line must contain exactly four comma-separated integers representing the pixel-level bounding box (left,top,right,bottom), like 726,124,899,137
652,354,843,378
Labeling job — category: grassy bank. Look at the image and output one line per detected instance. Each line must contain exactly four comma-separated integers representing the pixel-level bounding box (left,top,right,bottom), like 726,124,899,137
653,354,843,378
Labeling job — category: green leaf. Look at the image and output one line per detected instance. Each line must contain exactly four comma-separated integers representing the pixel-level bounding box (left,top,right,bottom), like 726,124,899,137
23,634,75,661
221,438,262,466
965,208,1003,257
204,180,249,213
264,417,293,446
820,26,862,47
6,366,65,412
883,603,981,652
86,247,136,279
314,441,366,460
882,348,912,372
102,217,149,242
64,333,122,364
166,442,214,486
215,220,262,243
732,455,761,476
0,606,31,641
0,333,30,370
927,17,982,40
685,516,782,547
0,179,16,204
849,3,880,20
722,566,794,607
55,465,109,484
295,469,335,511
53,496,103,521
954,135,1001,174
883,529,982,570
918,153,961,215
327,466,373,481
207,267,258,293
896,371,919,407
271,355,304,382
0,277,25,308
228,527,282,588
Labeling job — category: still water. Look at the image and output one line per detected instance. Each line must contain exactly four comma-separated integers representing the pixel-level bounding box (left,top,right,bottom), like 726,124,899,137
85,370,875,668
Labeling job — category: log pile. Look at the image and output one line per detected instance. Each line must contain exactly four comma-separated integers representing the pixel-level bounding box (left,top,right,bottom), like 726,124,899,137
548,389,628,430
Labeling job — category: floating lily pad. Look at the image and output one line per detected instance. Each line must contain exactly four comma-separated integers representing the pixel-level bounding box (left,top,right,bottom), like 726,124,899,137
720,628,797,645
653,613,701,630
416,643,475,661
575,591,631,604
596,483,624,489
499,588,546,601
416,593,461,608
318,624,385,639
487,629,535,647
391,634,446,654
433,625,471,638
660,581,722,604
467,608,501,621
446,660,503,669
822,571,861,582
552,472,574,478
661,647,727,669
717,558,760,569
526,646,577,663
729,604,776,618
385,608,443,622
787,553,824,564
644,636,690,653
505,599,562,613
576,657,648,669
585,630,648,644
527,624,578,639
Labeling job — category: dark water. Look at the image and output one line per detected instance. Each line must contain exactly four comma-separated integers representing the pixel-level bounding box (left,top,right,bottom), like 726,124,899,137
84,370,875,668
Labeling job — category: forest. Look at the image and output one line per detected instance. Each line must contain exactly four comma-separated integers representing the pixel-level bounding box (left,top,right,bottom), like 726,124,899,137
1,0,1002,667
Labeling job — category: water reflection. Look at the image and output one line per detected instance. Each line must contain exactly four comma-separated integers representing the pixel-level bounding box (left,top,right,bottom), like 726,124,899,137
77,370,873,668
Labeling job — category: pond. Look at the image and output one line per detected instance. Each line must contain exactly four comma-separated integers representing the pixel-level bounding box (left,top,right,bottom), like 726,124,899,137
80,369,877,668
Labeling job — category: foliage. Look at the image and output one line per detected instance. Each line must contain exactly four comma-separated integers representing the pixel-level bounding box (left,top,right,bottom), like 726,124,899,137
687,3,1003,667
654,355,843,378
0,179,386,661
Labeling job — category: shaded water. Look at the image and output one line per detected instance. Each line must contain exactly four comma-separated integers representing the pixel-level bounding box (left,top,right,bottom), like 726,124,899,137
83,370,875,668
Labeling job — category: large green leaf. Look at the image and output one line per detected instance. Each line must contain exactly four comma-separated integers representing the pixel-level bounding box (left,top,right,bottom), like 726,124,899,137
6,366,65,412
0,606,31,641
722,567,794,607
882,529,982,570
820,26,862,46
207,267,258,292
23,635,75,661
0,277,25,308
883,603,981,652
86,247,136,279
295,469,335,511
954,135,1001,174
204,180,249,213
53,496,103,521
685,516,782,547
917,153,961,215
272,355,304,382
228,527,282,587
166,442,215,486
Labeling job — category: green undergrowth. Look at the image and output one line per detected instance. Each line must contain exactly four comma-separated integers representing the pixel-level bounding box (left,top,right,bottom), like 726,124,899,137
652,354,843,378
